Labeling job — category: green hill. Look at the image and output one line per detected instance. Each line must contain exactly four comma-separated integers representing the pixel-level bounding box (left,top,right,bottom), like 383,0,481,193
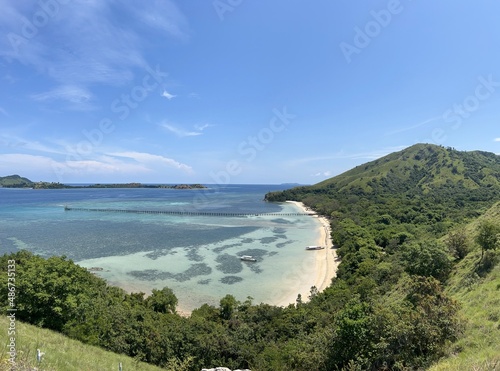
314,143,500,193
0,175,34,188
266,144,500,231
261,143,500,369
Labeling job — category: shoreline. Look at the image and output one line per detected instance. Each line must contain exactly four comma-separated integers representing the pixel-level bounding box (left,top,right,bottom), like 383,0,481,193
162,201,339,315
272,201,339,307
83,200,340,317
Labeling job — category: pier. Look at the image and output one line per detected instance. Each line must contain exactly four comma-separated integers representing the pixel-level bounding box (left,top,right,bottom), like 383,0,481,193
63,206,315,217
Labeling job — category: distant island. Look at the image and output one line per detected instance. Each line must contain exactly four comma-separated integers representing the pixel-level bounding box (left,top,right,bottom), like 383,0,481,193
0,175,206,190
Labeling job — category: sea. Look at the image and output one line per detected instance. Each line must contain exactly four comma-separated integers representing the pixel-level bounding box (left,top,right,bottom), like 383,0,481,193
0,184,320,311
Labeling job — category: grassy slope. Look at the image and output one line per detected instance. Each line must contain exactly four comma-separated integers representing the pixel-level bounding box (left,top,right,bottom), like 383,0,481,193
0,175,33,187
430,202,500,370
313,143,500,193
0,317,163,371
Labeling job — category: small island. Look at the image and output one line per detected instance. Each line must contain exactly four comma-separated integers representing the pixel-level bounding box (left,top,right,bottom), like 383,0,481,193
0,175,207,190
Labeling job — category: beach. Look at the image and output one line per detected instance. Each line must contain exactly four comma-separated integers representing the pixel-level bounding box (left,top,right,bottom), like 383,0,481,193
4,185,341,316
175,200,339,315
272,201,339,307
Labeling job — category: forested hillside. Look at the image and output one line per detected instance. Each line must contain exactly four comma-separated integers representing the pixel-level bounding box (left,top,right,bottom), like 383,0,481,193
266,144,500,239
1,144,499,370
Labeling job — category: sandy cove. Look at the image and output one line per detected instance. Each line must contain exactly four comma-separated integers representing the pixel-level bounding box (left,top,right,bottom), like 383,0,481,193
176,201,339,315
272,201,340,307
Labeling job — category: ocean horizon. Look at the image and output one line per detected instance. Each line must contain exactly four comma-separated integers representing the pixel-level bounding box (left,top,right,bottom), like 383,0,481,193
0,184,322,311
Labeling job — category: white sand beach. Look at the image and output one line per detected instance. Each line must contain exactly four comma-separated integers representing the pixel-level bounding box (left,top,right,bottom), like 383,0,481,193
82,200,340,317
273,201,340,307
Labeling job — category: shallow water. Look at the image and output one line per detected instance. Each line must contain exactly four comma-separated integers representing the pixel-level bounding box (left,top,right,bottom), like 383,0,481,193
0,185,320,311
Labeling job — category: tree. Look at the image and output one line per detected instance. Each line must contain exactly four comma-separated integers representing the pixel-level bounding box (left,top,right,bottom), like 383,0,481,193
219,294,238,320
145,287,178,314
402,240,452,281
0,251,107,331
446,229,469,260
474,220,500,263
327,299,374,368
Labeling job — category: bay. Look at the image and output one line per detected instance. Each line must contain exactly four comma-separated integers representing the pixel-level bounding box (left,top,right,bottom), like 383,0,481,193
0,184,320,311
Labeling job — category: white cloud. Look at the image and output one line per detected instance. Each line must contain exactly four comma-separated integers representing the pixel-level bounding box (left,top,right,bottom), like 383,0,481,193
292,145,409,165
0,154,61,179
312,171,332,177
162,90,176,100
385,116,442,136
0,150,191,183
31,85,92,104
345,146,409,160
0,1,188,103
129,0,189,40
0,134,61,154
194,123,213,131
109,151,193,173
161,123,202,137
494,138,500,142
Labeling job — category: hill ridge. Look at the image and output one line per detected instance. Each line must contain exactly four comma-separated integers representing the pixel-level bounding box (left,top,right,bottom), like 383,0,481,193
313,143,500,194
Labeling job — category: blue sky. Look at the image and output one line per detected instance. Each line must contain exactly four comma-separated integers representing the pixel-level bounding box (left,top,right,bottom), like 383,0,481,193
1,0,499,184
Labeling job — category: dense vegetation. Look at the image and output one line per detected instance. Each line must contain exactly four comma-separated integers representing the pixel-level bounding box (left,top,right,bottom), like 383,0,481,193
1,144,499,370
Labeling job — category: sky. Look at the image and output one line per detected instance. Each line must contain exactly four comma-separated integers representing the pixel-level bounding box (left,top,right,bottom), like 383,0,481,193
1,0,499,184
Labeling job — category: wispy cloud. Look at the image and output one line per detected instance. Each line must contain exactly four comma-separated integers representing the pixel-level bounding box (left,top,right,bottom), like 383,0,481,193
292,145,409,165
494,138,500,142
344,146,409,160
129,0,190,40
0,148,193,182
162,90,176,100
0,135,66,155
194,123,214,131
0,1,188,109
385,116,442,136
110,151,193,173
312,171,332,177
31,85,92,104
0,154,58,174
161,122,203,137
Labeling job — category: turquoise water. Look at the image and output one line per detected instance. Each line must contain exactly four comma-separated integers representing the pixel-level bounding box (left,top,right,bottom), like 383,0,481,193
0,185,320,311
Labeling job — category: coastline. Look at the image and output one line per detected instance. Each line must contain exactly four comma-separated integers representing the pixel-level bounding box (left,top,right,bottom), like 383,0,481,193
272,201,339,307
173,201,339,315
81,199,340,317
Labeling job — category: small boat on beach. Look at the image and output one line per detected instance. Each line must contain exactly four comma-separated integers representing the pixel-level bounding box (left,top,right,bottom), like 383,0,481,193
305,245,324,250
240,255,257,262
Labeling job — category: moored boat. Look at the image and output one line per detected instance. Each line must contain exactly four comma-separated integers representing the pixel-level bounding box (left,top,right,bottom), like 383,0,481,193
240,255,257,262
305,245,324,250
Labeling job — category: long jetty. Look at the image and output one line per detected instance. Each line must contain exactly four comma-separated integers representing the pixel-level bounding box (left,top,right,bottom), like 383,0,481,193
63,206,315,217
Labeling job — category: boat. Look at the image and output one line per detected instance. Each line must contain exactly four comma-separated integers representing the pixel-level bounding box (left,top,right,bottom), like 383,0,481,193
305,245,324,250
240,255,257,262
